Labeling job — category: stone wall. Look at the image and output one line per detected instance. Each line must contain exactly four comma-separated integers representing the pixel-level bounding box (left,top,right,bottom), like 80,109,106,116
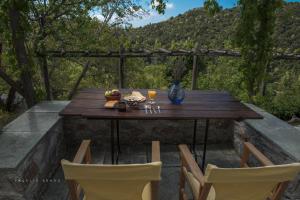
1,100,300,199
0,101,68,200
234,104,300,200
18,120,64,200
0,120,65,200
63,117,234,147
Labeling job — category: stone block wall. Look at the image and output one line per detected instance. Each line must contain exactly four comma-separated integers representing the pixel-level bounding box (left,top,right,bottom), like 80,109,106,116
0,101,68,200
0,120,65,200
63,117,234,147
2,100,300,199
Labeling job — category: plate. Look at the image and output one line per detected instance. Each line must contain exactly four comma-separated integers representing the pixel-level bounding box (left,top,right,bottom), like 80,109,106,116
123,91,146,102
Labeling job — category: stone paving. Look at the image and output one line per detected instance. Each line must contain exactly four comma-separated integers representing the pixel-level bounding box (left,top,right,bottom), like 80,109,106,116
41,144,240,200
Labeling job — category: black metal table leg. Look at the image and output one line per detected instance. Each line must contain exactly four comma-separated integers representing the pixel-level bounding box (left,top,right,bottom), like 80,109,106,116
201,119,210,170
117,120,121,153
116,120,121,164
192,120,198,161
111,120,115,164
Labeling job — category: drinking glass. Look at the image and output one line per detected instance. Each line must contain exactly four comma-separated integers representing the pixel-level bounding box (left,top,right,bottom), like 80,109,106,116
148,90,157,105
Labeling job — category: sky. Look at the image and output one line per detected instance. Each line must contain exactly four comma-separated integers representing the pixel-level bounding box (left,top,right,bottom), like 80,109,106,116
127,0,300,27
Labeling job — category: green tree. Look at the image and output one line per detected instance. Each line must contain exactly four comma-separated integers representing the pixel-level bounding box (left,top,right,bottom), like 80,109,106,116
0,0,166,107
204,0,284,102
235,0,283,101
0,0,36,107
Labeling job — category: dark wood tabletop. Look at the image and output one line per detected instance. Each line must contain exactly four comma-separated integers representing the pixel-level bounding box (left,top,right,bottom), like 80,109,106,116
59,89,263,120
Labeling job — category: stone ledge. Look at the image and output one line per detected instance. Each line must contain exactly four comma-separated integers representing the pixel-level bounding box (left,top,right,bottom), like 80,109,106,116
0,101,69,199
243,103,300,161
26,101,70,113
0,131,48,169
0,101,69,169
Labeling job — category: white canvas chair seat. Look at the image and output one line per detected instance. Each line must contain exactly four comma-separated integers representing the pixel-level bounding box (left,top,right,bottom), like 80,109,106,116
204,163,300,200
178,143,300,200
61,140,162,200
62,160,161,200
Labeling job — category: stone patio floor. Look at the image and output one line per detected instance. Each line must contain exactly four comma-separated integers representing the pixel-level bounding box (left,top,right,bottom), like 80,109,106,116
41,144,240,200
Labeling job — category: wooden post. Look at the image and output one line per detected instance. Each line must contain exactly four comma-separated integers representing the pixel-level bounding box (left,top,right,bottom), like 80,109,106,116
42,55,52,100
68,61,90,100
118,45,125,88
191,43,199,90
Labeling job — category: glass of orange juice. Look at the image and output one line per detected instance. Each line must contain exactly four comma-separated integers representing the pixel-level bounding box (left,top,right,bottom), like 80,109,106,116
148,90,157,104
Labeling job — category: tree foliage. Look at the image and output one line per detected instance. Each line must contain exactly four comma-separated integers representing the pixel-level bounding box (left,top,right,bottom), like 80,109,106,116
0,0,166,106
204,0,222,15
0,0,299,121
235,0,283,101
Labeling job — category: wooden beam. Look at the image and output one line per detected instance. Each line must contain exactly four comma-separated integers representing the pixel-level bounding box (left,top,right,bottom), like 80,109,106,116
68,61,91,100
158,48,171,54
118,45,125,89
143,49,152,54
191,43,199,90
39,49,300,60
41,55,52,100
273,53,300,60
179,49,192,54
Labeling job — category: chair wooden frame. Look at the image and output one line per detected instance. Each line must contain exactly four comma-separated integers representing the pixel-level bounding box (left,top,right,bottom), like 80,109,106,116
66,140,161,200
178,142,290,200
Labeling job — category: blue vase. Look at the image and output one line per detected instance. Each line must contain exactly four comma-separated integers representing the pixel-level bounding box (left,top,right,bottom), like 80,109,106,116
168,81,185,104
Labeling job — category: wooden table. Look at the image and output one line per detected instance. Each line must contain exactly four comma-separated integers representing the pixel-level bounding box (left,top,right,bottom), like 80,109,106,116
60,89,262,168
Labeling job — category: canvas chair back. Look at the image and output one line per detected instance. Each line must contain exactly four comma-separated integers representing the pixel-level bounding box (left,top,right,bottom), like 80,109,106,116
61,160,162,200
204,163,300,200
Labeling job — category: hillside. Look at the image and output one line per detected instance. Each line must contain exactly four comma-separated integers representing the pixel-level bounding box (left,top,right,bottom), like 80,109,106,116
130,2,300,52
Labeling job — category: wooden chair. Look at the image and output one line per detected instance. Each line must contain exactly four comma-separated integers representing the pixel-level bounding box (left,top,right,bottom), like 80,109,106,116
178,142,300,200
61,140,161,200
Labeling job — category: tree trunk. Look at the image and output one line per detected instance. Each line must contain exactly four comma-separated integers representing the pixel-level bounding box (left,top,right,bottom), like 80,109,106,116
6,87,16,112
40,14,53,100
41,55,52,100
259,62,270,97
0,42,2,67
9,1,36,108
0,37,25,97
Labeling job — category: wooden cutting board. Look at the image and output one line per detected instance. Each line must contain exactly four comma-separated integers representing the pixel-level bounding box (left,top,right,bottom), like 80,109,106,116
104,100,119,108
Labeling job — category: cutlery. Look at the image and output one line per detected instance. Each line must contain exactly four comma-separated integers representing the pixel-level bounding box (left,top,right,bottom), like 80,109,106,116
152,105,157,114
157,105,161,113
148,105,152,114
